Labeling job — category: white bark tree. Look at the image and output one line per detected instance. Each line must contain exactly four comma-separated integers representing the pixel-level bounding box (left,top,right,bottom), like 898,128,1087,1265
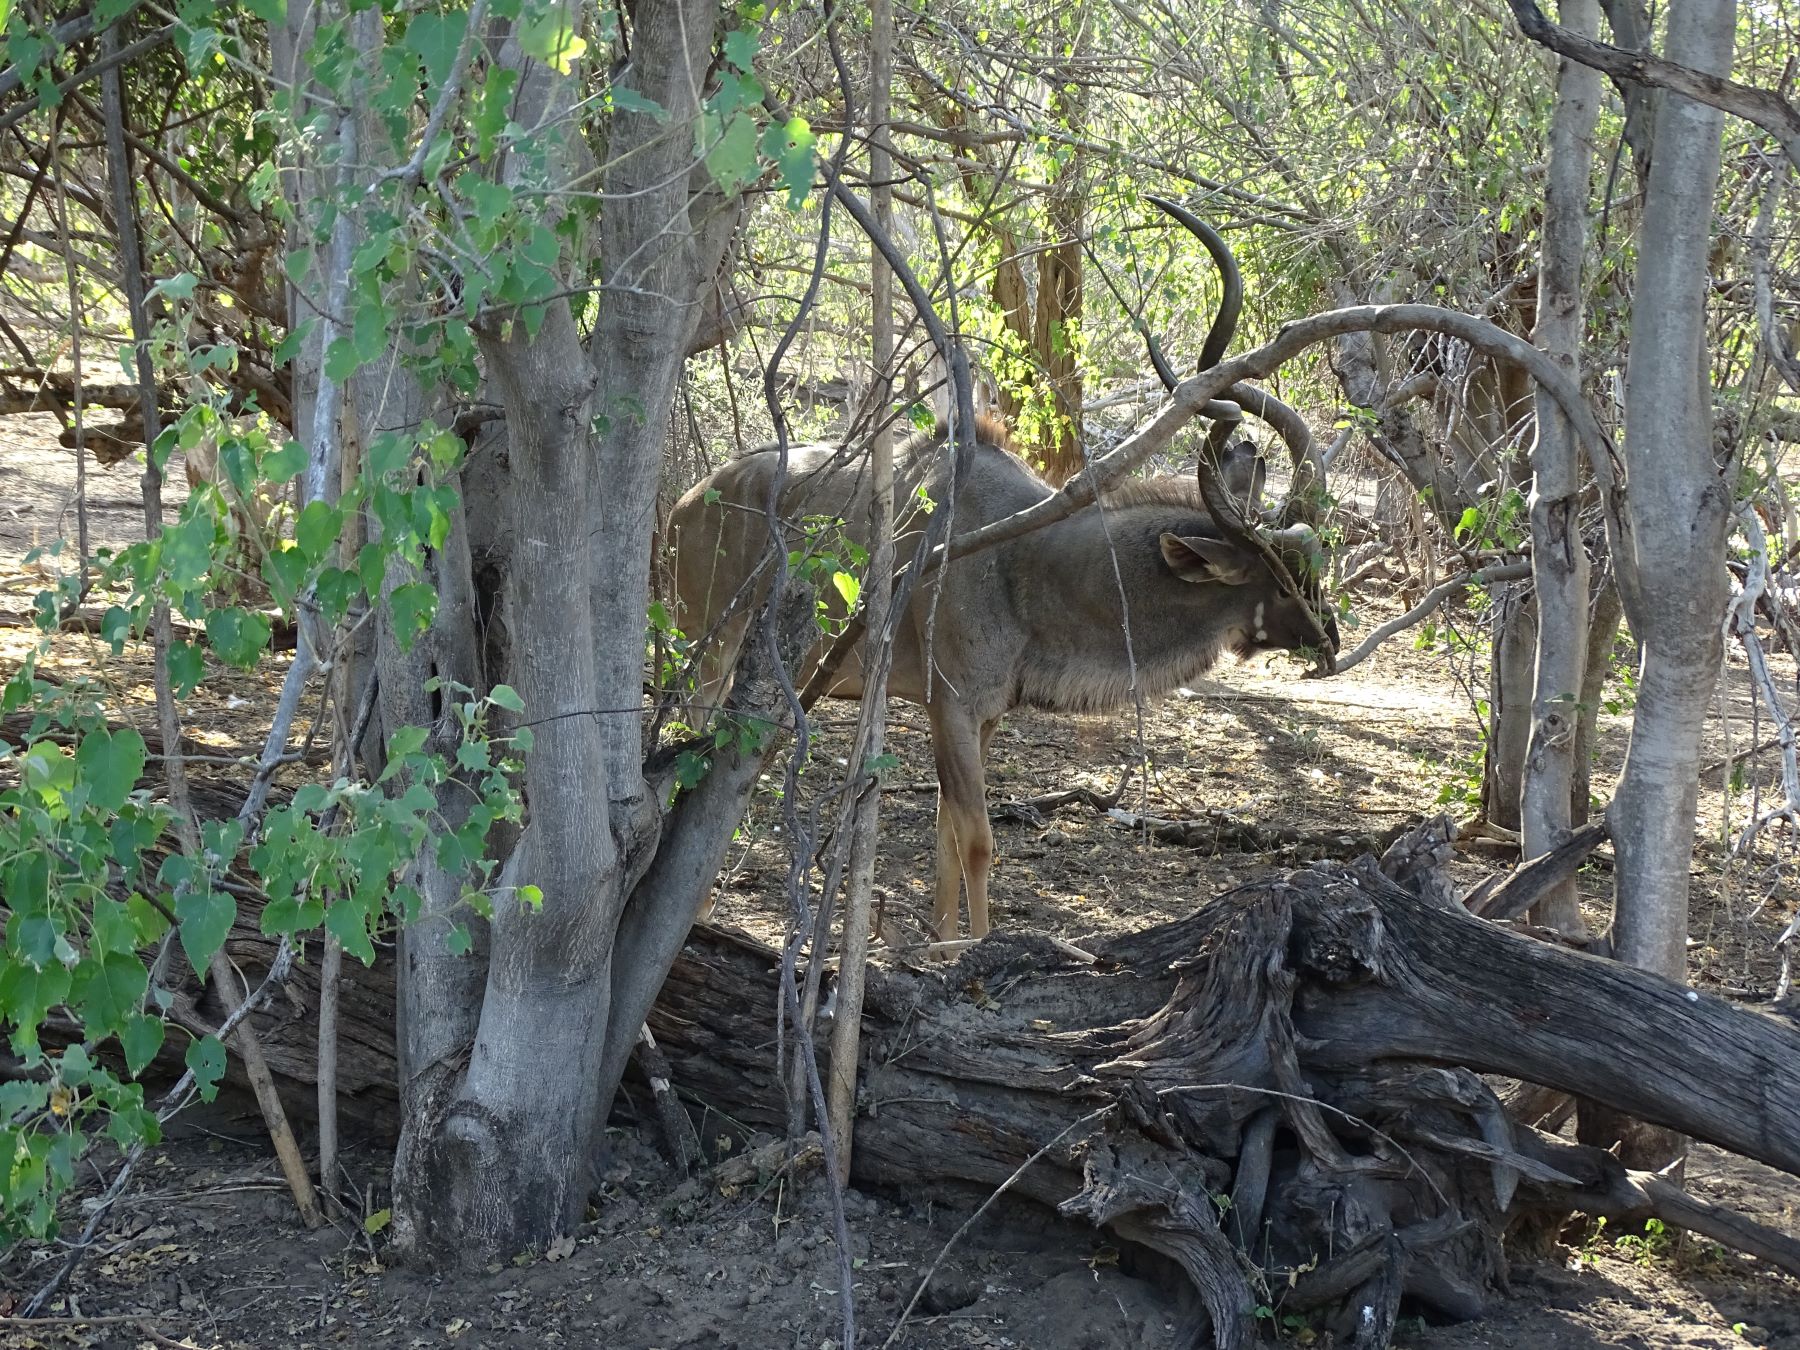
1603,0,1737,990
1520,0,1602,937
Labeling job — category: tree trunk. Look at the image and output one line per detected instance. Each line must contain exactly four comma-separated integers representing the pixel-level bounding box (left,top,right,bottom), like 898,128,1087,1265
1570,578,1624,824
390,302,618,1259
1596,0,1736,1168
1032,19,1088,486
1606,0,1735,981
1483,585,1535,833
1521,0,1601,936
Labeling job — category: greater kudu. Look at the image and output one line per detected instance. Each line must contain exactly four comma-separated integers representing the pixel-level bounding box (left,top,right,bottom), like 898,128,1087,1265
668,210,1337,942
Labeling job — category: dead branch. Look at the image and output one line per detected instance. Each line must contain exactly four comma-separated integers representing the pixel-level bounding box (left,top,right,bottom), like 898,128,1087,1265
1507,0,1800,171
1332,559,1533,674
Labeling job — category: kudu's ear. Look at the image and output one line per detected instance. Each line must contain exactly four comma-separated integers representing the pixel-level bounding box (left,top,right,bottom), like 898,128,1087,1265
1159,533,1253,586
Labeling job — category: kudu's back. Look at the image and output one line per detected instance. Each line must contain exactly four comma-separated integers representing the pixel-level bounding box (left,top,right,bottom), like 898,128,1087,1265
667,421,1043,710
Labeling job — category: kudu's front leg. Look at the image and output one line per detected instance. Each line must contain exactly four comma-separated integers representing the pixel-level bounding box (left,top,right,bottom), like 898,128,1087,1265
927,708,999,941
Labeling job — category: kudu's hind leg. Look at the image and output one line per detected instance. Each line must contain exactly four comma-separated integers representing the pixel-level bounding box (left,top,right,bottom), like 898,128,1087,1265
927,710,999,942
686,611,751,925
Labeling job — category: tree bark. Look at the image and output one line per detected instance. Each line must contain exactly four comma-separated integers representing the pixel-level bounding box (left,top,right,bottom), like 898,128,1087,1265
1606,0,1735,982
1484,586,1535,833
1595,0,1736,1168
1032,17,1088,486
1521,0,1601,936
1570,577,1624,823
644,861,1800,1348
391,301,615,1259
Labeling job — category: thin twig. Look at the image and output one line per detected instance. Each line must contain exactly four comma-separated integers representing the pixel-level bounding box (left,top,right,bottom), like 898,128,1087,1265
1332,560,1533,673
1728,506,1800,851
97,18,320,1240
881,1107,1110,1349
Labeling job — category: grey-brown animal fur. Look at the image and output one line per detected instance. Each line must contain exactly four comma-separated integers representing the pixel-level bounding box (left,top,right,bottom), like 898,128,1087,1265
668,416,1336,941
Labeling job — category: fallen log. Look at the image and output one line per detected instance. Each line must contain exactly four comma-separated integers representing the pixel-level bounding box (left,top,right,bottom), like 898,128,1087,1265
643,860,1800,1346
29,831,1800,1347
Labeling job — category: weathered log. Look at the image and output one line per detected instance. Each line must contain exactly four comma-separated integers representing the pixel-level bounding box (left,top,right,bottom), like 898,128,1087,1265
637,860,1800,1348
30,836,1800,1347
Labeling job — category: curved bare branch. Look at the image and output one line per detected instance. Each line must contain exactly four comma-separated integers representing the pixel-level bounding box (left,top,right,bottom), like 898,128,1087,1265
940,304,1617,568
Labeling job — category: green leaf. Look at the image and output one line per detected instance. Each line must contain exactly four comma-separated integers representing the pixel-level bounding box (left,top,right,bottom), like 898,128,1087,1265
364,1207,392,1235
176,886,236,973
163,512,217,590
404,9,466,88
470,67,518,160
20,742,75,796
167,639,204,698
89,898,143,956
100,604,134,651
296,500,343,564
6,860,52,928
262,545,309,609
517,884,543,910
324,337,360,384
326,898,377,966
259,892,324,936
264,439,308,483
388,582,438,651
365,431,411,480
120,1014,165,1077
723,27,758,72
444,923,472,957
487,683,524,714
76,726,146,812
386,724,429,761
763,116,816,209
185,1034,226,1102
613,86,667,121
0,960,70,1046
831,569,859,609
315,565,361,625
205,607,273,670
517,10,586,74
704,111,760,193
69,953,148,1039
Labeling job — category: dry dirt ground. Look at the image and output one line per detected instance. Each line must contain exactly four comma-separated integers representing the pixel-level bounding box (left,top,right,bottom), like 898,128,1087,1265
1,418,1798,1349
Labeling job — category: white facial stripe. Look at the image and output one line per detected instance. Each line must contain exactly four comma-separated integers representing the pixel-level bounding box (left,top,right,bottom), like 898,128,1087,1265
1253,600,1268,642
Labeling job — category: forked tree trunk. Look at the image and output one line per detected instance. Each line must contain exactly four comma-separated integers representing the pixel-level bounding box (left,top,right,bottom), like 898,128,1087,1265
391,302,619,1256
378,0,733,1262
